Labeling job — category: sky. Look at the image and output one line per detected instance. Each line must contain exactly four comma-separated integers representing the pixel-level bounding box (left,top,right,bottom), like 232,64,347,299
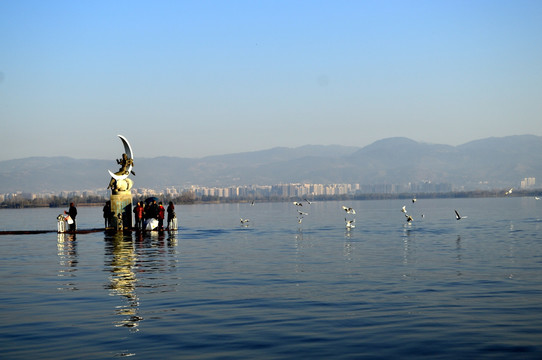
1,0,541,161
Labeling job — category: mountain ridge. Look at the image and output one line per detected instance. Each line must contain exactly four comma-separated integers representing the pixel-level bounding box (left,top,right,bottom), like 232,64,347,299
1,135,541,193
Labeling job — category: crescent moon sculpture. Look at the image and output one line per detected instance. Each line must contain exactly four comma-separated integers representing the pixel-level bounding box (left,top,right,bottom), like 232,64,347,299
108,135,134,181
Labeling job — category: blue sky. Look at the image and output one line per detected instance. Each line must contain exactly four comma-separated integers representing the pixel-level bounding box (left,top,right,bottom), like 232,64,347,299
1,0,541,161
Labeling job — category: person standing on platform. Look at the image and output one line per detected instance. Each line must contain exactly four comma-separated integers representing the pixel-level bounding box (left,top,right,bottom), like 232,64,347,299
103,201,112,228
133,201,144,230
143,202,149,221
167,201,176,229
65,202,77,231
150,200,159,220
157,202,165,230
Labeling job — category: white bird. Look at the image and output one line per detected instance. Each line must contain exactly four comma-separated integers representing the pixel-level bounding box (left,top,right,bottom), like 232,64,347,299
405,214,413,222
412,198,417,203
345,218,355,229
250,200,255,206
297,210,308,216
304,198,312,205
505,188,513,195
240,218,250,224
293,201,303,207
297,216,304,224
535,197,540,200
454,210,467,220
401,206,407,213
342,206,356,214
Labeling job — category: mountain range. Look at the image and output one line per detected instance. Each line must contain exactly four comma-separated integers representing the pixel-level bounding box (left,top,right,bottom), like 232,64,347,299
1,135,541,194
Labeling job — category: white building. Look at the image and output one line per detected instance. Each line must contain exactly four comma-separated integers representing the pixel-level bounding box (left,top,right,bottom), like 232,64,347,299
520,177,536,189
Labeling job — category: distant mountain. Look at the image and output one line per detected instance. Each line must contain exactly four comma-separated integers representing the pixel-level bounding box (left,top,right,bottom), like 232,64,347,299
341,135,542,188
1,136,541,193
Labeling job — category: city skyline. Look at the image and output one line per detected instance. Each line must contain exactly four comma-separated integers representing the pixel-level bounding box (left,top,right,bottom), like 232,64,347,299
3,176,538,204
2,1,542,162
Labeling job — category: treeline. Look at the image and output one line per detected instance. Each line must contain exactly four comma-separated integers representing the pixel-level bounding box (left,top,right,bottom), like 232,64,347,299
2,189,541,209
0,191,202,209
0,195,108,208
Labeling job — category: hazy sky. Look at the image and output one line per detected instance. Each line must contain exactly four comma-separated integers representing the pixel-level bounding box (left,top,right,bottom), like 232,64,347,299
1,0,541,161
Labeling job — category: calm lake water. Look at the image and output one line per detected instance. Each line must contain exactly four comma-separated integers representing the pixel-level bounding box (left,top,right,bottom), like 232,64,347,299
1,198,541,359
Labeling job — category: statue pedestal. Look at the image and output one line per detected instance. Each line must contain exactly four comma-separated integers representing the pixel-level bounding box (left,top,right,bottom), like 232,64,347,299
110,191,133,230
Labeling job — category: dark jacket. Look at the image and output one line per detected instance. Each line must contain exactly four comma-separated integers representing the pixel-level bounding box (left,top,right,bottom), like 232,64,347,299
68,205,77,220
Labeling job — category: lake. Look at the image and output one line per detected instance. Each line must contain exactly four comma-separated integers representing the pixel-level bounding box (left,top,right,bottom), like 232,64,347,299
0,198,541,359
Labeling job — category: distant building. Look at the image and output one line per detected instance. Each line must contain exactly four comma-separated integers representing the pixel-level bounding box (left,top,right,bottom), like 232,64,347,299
520,177,536,189
21,192,37,200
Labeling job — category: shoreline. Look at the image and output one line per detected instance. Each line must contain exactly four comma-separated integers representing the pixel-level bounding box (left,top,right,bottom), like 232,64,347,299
1,189,541,209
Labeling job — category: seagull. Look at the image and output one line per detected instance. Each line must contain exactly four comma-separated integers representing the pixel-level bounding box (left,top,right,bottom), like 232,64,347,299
405,214,413,222
240,218,250,224
535,197,540,200
412,198,417,203
297,216,304,224
304,198,312,205
345,218,355,229
342,206,356,214
293,201,303,207
297,210,308,216
250,200,255,206
505,188,513,195
401,206,407,213
454,210,467,220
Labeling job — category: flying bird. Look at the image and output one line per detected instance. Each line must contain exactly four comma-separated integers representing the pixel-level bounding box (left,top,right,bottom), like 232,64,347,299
293,201,303,207
535,197,540,200
297,210,308,216
401,206,407,213
345,218,355,229
304,198,312,205
505,188,513,195
405,214,413,222
342,206,356,214
240,218,250,224
454,210,467,220
412,198,417,203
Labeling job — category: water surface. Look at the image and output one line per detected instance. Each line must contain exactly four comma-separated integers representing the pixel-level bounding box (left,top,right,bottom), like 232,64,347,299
1,198,541,359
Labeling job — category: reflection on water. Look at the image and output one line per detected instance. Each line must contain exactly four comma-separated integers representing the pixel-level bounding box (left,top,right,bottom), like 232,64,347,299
294,229,310,275
343,239,353,261
104,230,179,332
402,227,414,266
105,233,141,331
455,235,463,276
57,233,78,291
